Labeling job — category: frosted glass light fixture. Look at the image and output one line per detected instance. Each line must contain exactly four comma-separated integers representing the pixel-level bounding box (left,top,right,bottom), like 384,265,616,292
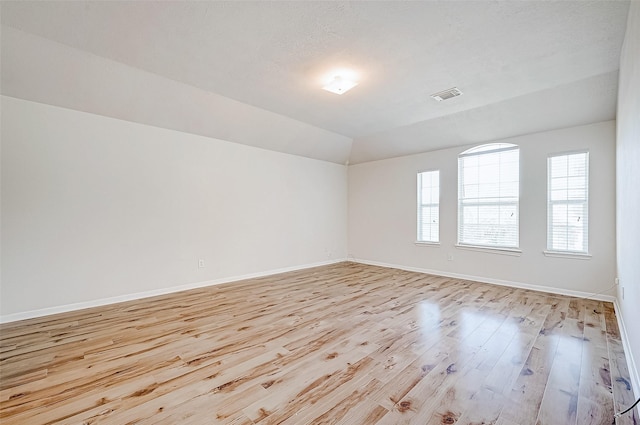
322,76,358,95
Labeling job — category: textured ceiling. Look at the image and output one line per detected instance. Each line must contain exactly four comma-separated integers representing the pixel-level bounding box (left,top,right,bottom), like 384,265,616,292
0,1,630,164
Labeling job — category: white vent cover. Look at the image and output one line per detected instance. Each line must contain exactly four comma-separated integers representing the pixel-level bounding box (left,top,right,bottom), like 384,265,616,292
431,87,463,101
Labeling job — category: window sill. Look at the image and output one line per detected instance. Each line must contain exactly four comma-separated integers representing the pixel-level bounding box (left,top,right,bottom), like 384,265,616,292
455,244,522,256
415,241,441,247
543,250,592,260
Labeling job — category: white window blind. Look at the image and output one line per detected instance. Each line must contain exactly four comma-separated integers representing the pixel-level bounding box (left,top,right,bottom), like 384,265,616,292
547,151,589,253
458,144,520,249
417,170,440,242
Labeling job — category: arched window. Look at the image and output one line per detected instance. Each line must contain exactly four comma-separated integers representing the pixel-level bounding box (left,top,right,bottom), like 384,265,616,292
458,143,519,249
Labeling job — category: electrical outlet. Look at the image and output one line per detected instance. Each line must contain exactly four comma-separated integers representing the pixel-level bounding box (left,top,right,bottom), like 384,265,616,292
198,259,205,268
615,277,620,285
447,254,453,261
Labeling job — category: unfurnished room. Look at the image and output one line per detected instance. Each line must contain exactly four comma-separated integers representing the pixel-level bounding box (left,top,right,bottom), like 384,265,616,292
0,1,639,424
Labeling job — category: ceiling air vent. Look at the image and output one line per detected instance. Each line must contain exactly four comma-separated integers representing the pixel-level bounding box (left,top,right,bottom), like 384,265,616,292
431,87,463,102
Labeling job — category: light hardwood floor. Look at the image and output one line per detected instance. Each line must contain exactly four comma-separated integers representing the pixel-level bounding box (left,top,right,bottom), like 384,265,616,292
0,262,637,425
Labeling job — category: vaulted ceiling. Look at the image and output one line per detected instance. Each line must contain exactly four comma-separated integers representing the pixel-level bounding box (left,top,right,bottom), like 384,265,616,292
0,1,630,164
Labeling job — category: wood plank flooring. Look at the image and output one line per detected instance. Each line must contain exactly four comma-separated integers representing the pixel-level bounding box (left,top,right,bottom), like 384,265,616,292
0,262,637,425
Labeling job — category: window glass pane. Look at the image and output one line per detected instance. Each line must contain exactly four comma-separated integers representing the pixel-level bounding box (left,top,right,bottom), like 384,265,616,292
501,182,518,198
431,187,440,202
479,165,499,183
552,230,568,251
463,183,479,199
421,187,431,202
568,154,586,175
551,189,567,202
567,189,585,200
500,205,517,225
463,205,478,224
552,204,568,226
463,165,478,184
551,177,568,191
567,227,584,251
551,156,568,177
568,176,585,190
567,204,584,227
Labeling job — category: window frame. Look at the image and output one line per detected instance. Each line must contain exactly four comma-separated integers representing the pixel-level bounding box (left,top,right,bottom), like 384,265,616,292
546,150,590,256
416,169,440,244
457,143,520,251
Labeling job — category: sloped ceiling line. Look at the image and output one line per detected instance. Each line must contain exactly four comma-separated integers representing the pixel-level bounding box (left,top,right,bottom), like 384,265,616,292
0,1,630,164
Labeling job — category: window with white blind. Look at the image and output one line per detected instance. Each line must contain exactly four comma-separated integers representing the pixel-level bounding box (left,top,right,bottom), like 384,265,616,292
547,151,589,254
417,170,440,243
458,143,520,249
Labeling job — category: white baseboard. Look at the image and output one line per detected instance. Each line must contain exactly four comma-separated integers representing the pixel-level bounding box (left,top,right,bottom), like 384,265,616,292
614,300,640,399
352,258,617,302
0,258,346,324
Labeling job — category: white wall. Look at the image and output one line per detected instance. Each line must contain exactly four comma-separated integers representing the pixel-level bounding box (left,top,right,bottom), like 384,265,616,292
349,121,616,296
0,96,348,318
616,0,640,394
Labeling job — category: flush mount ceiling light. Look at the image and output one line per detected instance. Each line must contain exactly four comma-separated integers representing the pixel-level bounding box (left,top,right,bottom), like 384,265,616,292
322,76,358,95
431,87,463,101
